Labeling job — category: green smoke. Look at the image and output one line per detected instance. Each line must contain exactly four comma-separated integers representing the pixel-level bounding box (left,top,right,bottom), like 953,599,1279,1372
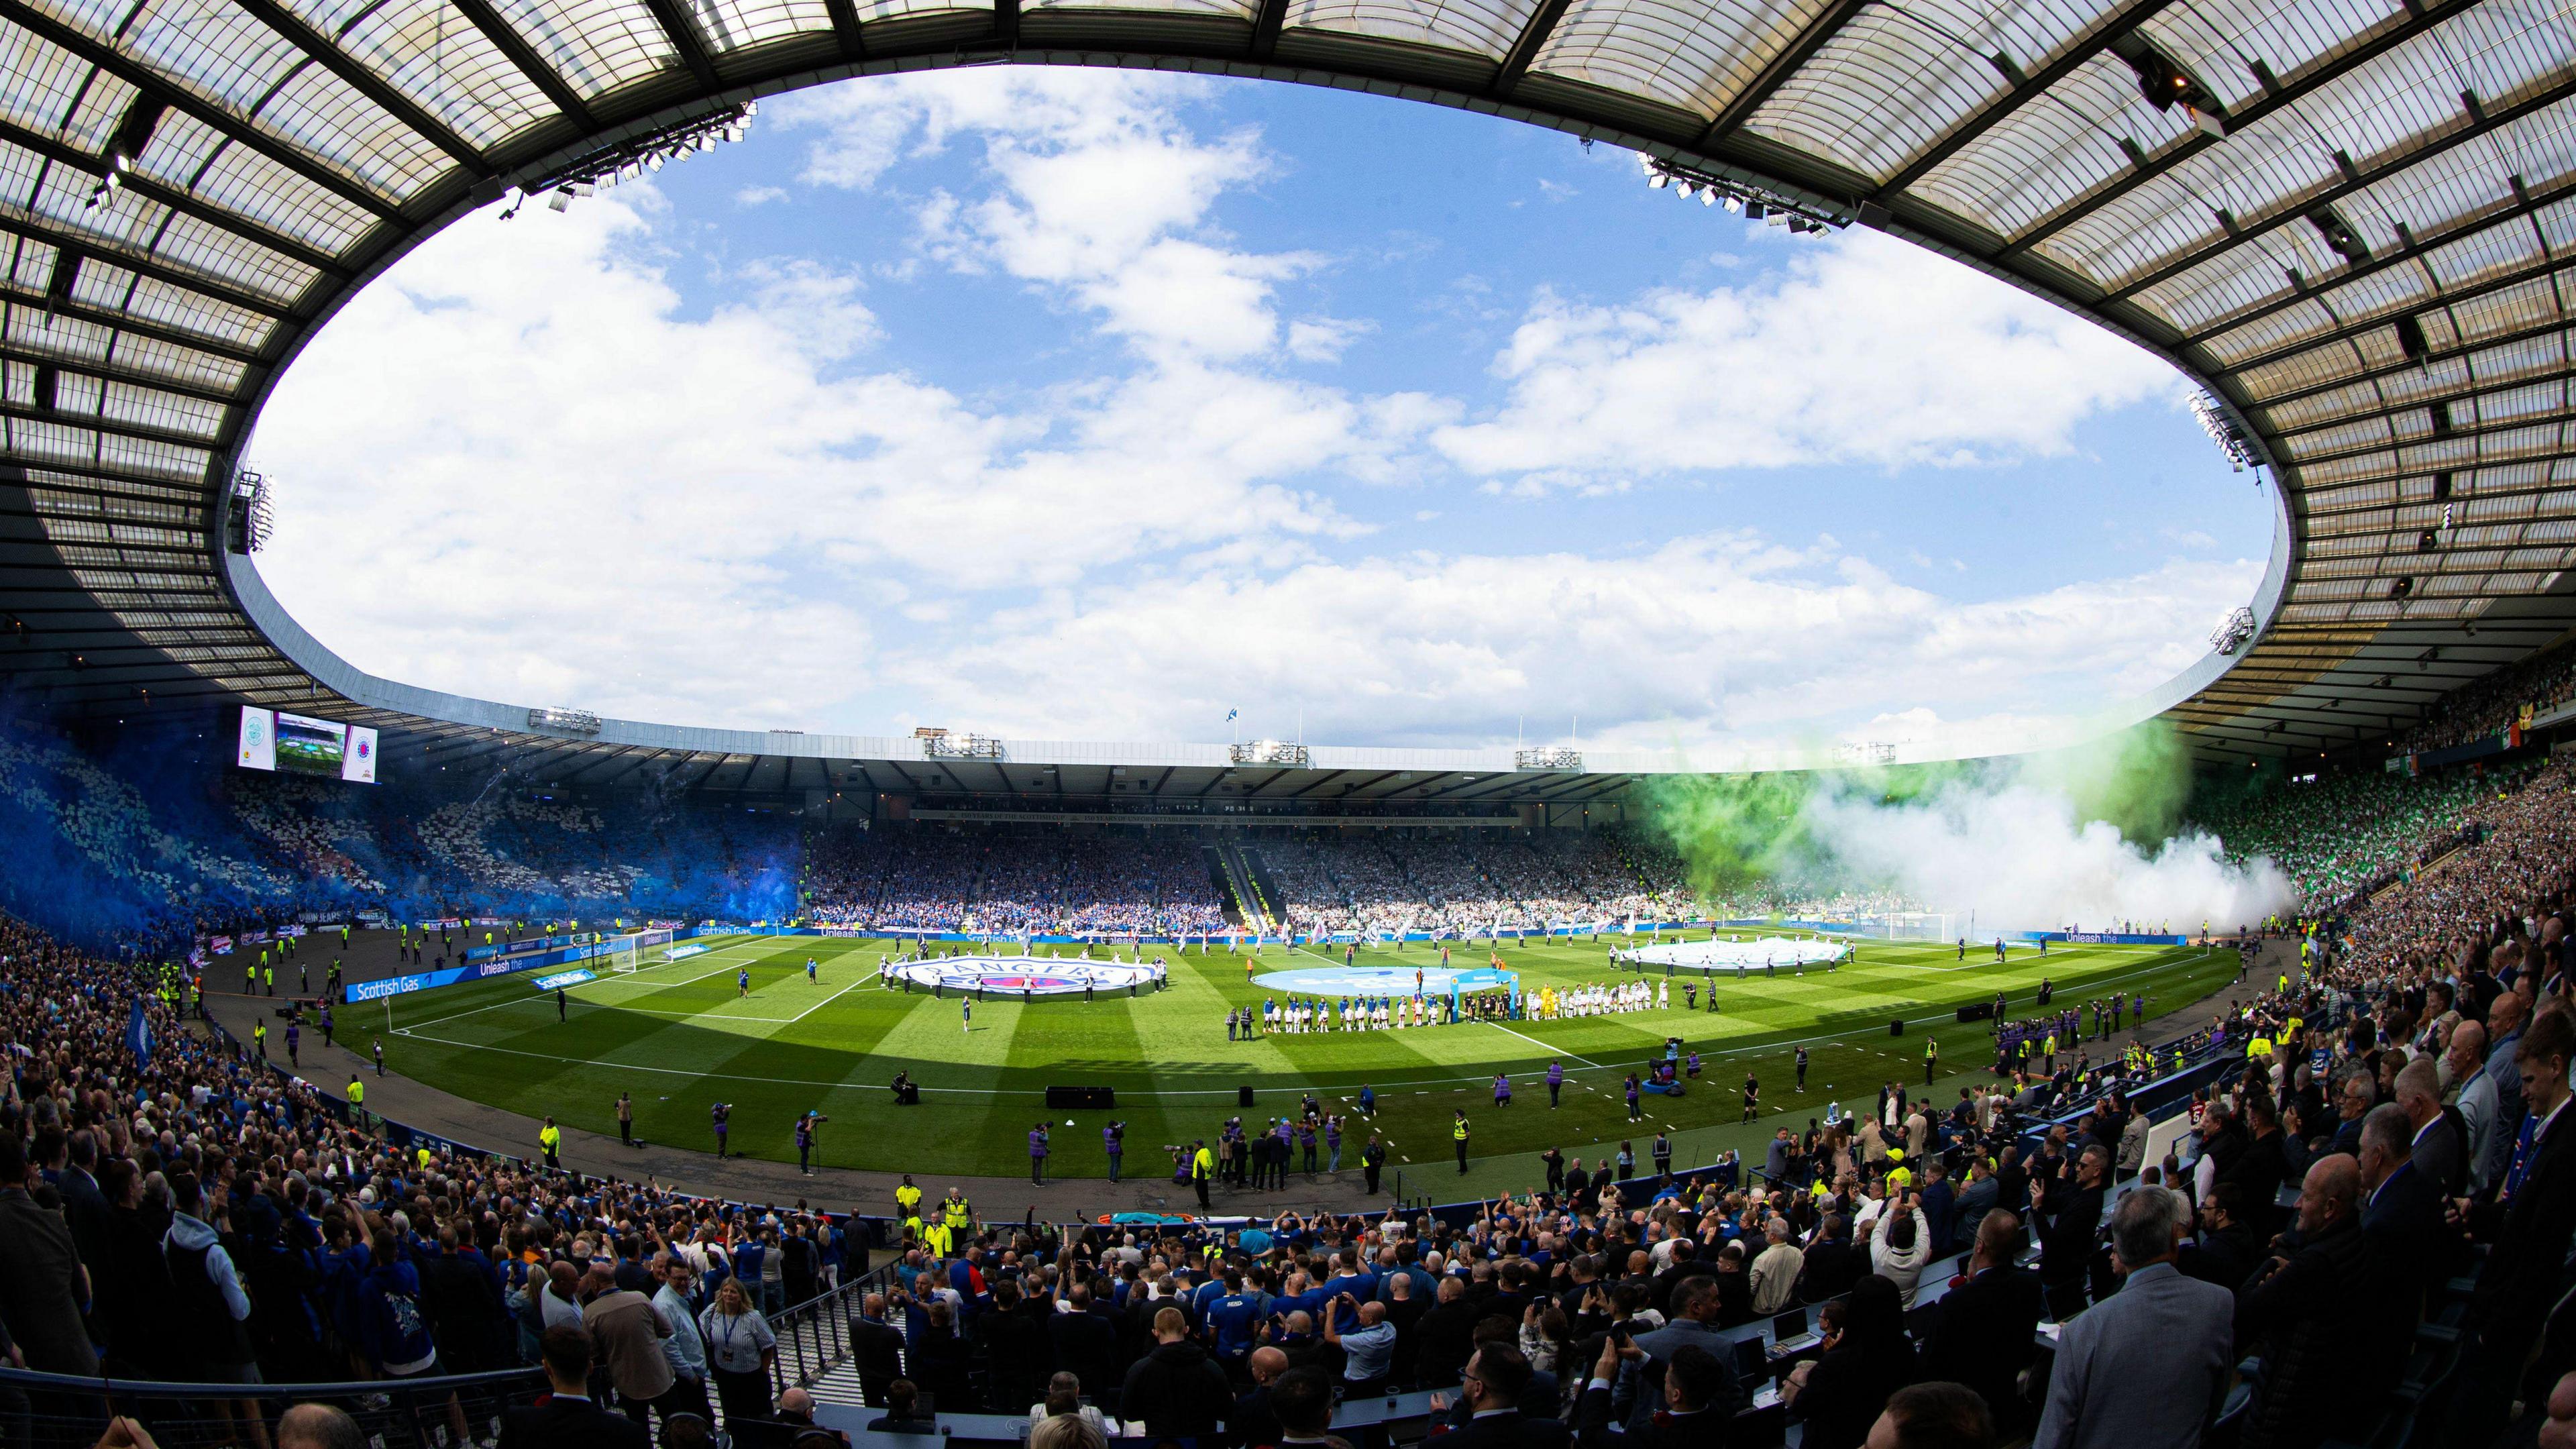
1638,719,2202,903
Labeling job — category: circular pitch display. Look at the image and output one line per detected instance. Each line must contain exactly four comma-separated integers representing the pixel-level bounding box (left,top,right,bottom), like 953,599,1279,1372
883,955,1165,996
1252,966,1471,998
1625,936,1849,970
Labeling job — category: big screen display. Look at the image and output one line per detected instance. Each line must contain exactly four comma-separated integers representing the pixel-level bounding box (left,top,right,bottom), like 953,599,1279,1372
237,707,379,784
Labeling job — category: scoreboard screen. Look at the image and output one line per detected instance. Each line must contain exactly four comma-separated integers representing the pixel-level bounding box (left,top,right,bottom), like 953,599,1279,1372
237,707,378,784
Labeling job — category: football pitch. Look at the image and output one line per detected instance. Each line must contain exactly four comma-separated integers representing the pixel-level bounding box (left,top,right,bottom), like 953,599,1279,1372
373,932,2245,1182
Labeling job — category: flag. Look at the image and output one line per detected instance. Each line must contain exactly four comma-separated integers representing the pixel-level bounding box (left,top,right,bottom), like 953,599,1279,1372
1226,708,1238,722
124,996,153,1067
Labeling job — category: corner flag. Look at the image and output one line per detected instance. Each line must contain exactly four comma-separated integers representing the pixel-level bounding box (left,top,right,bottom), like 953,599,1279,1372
125,996,153,1067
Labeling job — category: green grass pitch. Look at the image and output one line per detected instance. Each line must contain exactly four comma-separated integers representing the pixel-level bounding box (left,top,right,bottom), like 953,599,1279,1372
372,932,2245,1185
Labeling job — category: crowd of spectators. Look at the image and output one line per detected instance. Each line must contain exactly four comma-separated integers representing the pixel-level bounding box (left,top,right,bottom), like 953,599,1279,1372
1248,832,1695,938
24,724,2576,1449
27,863,2576,1449
802,832,1224,937
0,907,872,1447
2192,767,2497,907
2398,637,2576,754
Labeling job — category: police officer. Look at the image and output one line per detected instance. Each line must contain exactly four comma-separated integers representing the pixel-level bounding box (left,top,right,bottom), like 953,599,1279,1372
1452,1110,1471,1173
1925,1035,1939,1085
539,1116,562,1169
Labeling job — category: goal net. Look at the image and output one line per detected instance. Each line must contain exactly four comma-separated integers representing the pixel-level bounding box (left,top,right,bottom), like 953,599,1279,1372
603,928,676,974
1881,912,1957,943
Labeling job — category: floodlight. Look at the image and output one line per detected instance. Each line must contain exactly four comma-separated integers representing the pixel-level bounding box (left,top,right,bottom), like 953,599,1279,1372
548,191,570,211
1701,189,1717,205
1649,172,1669,189
108,150,128,172
1724,196,1741,213
1675,181,1694,199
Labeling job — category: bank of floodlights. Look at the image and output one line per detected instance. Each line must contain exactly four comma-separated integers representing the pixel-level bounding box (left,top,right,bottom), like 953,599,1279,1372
528,706,603,736
2189,390,2267,474
2209,606,2258,656
1635,153,1852,235
500,103,759,218
922,731,1007,761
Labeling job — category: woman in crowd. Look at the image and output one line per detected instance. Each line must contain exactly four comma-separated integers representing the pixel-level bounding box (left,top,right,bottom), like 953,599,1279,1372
698,1277,777,1426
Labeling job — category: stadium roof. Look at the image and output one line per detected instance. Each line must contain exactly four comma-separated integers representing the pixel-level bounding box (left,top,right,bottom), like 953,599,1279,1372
5,0,2576,775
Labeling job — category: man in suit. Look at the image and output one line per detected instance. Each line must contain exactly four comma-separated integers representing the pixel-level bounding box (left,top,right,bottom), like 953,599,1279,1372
2396,1059,2467,1198
2449,1009,2576,1449
848,1291,907,1407
500,1324,649,1449
1923,1209,2045,1435
2033,1185,2234,1449
2447,1021,2500,1194
1572,1336,1731,1448
1797,1214,1865,1303
2360,1102,2450,1318
2233,1154,2396,1449
2033,1143,2109,1320
1430,1343,1565,1449
0,1130,95,1376
2180,1184,2259,1291
1629,1277,1743,1430
2220,1094,2292,1240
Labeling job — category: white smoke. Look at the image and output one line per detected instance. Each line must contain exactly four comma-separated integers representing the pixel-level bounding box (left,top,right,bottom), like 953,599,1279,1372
1803,775,2296,934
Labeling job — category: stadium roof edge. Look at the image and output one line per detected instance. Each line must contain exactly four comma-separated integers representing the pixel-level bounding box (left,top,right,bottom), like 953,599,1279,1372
5,1,2574,769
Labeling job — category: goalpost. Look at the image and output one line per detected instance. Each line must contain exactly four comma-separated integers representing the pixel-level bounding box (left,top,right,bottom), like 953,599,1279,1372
1881,912,1958,943
603,928,677,974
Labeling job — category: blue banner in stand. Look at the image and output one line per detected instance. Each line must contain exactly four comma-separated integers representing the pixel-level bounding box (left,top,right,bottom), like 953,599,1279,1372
2028,931,2190,946
347,967,461,1002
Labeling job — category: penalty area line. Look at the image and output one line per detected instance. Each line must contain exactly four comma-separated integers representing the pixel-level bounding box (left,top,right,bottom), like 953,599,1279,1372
786,974,873,1024
1484,1021,1601,1069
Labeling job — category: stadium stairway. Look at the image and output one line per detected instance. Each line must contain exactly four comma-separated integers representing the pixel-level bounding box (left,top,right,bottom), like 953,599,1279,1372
1220,843,1276,933
1241,845,1291,933
1201,845,1248,928
803,1360,872,1411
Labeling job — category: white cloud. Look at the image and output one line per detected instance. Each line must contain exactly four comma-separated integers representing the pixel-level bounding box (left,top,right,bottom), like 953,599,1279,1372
1432,229,2182,486
250,70,2253,753
1287,317,1372,362
781,71,1316,362
735,184,789,206
883,536,2263,751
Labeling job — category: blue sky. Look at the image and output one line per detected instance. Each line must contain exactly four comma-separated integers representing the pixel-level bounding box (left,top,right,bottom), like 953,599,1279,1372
251,67,2273,757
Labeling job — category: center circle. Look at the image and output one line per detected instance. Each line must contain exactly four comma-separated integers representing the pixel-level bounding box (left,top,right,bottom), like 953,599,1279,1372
885,954,1164,996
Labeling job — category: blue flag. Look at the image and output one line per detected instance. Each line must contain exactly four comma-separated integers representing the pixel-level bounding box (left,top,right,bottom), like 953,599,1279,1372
1226,708,1238,721
124,996,152,1067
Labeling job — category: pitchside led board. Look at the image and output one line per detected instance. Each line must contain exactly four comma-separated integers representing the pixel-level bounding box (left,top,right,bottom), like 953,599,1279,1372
236,706,379,784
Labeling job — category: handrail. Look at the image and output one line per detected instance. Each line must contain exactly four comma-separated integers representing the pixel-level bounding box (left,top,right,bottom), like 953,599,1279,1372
0,1364,542,1397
